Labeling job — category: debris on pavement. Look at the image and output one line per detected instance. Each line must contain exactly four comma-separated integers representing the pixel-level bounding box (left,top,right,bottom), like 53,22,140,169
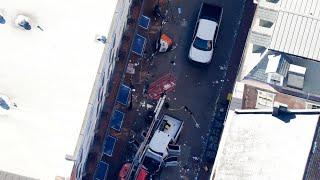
158,34,173,52
203,166,209,172
126,63,135,74
192,156,200,161
171,44,177,51
181,18,188,27
147,73,176,100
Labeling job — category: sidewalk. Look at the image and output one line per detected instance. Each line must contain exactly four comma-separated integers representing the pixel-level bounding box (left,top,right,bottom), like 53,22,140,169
84,0,164,179
83,0,143,179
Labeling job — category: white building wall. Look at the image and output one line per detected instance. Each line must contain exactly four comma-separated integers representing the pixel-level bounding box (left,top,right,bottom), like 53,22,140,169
73,0,132,178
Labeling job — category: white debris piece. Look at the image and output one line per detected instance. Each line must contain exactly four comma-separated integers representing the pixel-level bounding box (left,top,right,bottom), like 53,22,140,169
192,156,199,161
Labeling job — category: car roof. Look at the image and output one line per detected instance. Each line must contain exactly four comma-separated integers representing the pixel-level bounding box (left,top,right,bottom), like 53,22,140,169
196,19,218,40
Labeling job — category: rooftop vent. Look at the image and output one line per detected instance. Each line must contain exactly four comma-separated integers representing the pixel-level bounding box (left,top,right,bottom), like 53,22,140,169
288,64,306,75
0,11,5,24
15,15,32,30
0,97,10,110
272,102,288,117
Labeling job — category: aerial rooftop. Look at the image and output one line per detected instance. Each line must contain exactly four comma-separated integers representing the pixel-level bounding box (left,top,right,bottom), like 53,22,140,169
211,109,320,180
251,0,320,61
245,50,320,99
0,0,117,179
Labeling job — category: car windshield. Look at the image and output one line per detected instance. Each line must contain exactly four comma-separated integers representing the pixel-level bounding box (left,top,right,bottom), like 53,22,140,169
193,37,212,51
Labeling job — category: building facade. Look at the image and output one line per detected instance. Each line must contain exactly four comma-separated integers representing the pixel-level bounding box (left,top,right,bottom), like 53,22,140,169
72,0,132,179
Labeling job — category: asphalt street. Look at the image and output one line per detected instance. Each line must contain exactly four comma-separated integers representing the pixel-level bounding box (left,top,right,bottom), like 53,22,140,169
148,0,255,179
87,0,255,179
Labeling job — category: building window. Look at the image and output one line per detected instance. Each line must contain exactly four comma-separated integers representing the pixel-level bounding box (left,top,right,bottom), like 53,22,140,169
252,44,266,54
306,102,320,109
266,0,279,3
255,90,275,109
259,19,274,28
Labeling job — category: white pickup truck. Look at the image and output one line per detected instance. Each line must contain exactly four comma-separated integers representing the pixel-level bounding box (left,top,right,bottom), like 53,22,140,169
188,3,223,64
142,115,184,175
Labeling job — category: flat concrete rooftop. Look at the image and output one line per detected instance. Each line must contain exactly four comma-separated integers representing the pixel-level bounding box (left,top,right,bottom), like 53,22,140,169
0,0,117,179
212,109,320,180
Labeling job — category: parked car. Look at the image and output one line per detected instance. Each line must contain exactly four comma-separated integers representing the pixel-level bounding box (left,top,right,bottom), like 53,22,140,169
188,3,223,64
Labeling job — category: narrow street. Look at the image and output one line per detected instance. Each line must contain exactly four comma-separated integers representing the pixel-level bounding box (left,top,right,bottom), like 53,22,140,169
149,0,255,179
87,0,256,179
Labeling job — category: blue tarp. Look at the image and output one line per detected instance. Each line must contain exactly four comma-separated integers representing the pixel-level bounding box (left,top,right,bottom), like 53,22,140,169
94,161,109,180
132,34,146,56
139,15,150,29
117,84,131,105
103,135,117,156
110,110,125,131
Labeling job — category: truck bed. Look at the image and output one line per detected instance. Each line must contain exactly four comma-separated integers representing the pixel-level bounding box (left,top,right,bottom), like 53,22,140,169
158,115,184,142
199,3,223,22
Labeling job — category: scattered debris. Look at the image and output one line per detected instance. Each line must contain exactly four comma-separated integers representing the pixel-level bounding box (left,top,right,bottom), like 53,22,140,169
192,156,200,161
171,44,177,51
219,65,227,70
153,4,165,19
147,73,176,100
181,18,188,27
158,34,173,52
146,104,153,109
143,82,149,94
203,166,209,172
126,63,135,74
